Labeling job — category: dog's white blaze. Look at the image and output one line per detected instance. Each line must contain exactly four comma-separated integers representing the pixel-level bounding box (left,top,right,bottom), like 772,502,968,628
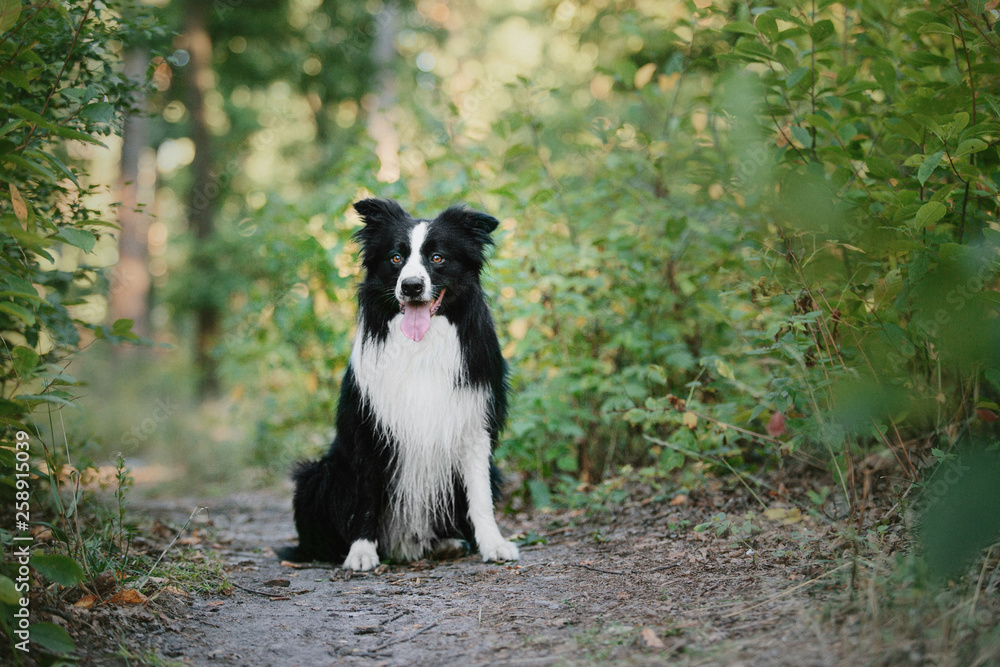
396,221,432,301
351,314,488,561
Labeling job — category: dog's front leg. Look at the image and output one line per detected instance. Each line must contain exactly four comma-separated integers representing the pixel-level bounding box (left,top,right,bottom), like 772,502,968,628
462,434,520,563
343,472,384,571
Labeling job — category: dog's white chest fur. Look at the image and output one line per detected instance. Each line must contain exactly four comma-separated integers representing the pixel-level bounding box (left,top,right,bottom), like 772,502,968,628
351,315,487,560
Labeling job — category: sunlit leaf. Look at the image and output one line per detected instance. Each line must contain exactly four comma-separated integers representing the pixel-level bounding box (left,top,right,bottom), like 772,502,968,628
0,0,21,33
55,226,96,253
917,150,943,185
914,201,947,228
0,575,22,605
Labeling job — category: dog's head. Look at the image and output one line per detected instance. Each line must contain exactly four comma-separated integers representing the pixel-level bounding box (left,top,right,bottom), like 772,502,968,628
353,198,499,341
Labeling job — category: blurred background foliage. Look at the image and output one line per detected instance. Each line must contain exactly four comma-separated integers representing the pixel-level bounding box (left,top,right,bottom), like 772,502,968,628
1,0,998,564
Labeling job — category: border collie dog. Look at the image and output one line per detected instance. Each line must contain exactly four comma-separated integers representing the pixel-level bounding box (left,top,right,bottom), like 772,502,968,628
282,198,520,571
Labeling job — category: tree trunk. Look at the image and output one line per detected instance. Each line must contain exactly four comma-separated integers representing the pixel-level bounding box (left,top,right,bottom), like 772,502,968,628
110,47,153,349
367,1,400,183
183,0,219,396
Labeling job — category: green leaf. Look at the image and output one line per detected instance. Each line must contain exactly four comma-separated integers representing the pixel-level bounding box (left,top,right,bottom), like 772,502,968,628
967,0,986,13
948,112,970,137
0,66,31,91
33,150,80,187
803,114,832,132
3,153,57,182
11,345,38,377
917,150,943,185
0,0,21,33
734,38,774,62
836,64,858,86
0,574,22,605
789,125,813,148
660,448,685,471
918,23,957,37
31,553,86,587
912,114,945,139
556,454,577,472
914,201,947,228
2,104,105,147
906,52,951,68
79,101,114,123
866,156,896,179
30,622,76,655
55,226,96,253
954,138,987,157
724,21,757,35
112,318,135,336
0,301,35,324
810,19,835,43
786,67,809,89
0,118,23,139
755,13,778,41
17,391,76,408
873,58,895,93
837,123,858,143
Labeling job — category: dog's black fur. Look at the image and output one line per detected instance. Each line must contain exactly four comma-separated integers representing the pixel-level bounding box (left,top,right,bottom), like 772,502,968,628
279,198,513,568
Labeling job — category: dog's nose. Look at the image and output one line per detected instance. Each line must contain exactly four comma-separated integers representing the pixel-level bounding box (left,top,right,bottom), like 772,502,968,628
400,278,424,298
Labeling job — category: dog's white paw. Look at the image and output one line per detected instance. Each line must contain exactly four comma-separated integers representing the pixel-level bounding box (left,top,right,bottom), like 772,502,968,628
480,538,520,563
343,539,380,571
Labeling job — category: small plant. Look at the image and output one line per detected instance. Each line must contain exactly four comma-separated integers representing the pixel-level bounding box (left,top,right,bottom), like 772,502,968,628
694,512,760,541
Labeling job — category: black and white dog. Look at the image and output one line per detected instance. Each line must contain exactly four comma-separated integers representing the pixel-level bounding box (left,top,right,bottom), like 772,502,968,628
281,198,520,571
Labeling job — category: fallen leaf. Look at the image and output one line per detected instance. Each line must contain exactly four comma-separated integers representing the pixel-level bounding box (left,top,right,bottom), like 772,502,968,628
109,589,147,605
30,525,52,542
263,578,290,588
640,627,665,648
162,586,191,598
767,411,786,437
670,494,687,506
206,600,224,607
73,595,98,609
764,507,803,524
682,411,698,430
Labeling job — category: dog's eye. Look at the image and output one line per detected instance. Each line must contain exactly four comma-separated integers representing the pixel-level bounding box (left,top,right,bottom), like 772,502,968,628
430,253,444,264
390,253,403,265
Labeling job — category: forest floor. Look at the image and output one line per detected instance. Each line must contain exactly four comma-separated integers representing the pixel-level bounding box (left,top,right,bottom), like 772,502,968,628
62,476,880,666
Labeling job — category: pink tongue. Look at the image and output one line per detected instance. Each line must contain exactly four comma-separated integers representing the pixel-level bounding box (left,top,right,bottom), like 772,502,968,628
401,302,432,342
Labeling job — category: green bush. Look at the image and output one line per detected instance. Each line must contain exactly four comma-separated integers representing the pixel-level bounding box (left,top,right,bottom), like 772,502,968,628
215,1,999,519
0,1,162,658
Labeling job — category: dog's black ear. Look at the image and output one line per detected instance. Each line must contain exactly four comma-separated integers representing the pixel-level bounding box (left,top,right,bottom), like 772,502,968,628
463,209,499,235
354,198,408,227
437,205,500,243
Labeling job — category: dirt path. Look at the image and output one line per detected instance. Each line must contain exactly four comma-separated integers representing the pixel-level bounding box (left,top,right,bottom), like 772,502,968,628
133,487,844,666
